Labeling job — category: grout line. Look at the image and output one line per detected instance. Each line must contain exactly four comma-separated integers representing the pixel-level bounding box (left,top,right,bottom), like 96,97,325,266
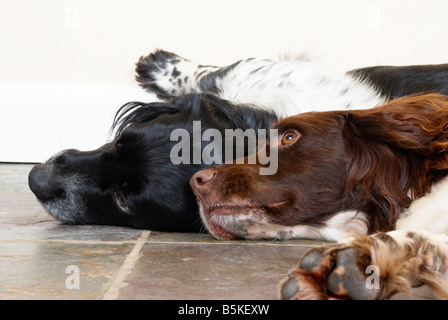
144,240,324,247
0,239,143,244
0,237,327,247
102,230,151,300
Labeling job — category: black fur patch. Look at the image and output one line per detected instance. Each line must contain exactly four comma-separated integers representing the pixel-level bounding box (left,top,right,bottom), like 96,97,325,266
348,64,448,99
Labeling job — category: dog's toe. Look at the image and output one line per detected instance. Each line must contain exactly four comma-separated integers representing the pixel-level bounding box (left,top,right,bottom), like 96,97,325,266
281,277,300,300
299,248,325,271
327,248,379,300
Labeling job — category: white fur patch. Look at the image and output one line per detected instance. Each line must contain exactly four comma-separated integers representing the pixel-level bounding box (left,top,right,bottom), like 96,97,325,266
244,210,368,241
213,59,385,117
148,57,219,96
397,177,448,235
146,54,385,118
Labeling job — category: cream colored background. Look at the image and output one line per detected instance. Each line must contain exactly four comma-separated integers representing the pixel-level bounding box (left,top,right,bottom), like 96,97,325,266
1,0,448,162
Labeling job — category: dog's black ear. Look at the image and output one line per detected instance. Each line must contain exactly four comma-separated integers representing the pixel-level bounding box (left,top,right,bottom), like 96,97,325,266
112,101,180,136
191,94,279,130
112,93,278,137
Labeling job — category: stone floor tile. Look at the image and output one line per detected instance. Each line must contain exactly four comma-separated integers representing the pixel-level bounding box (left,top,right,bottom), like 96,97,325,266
146,231,328,246
117,242,309,300
0,164,35,193
0,241,135,299
0,164,143,242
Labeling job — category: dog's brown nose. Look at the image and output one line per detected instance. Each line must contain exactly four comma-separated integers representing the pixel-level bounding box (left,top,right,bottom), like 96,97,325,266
190,168,217,192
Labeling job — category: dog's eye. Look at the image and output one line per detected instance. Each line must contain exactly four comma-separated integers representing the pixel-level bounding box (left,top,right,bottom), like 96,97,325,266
280,130,300,145
113,191,132,214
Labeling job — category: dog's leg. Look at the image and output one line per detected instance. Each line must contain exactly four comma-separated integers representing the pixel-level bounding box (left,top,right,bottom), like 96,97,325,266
135,50,261,102
279,230,448,300
135,50,220,100
135,50,383,115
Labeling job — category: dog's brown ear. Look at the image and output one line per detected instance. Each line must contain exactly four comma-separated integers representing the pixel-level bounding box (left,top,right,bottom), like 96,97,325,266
342,93,448,233
345,94,448,155
372,93,448,156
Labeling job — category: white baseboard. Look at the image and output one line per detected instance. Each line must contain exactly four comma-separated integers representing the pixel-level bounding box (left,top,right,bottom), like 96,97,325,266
0,81,158,163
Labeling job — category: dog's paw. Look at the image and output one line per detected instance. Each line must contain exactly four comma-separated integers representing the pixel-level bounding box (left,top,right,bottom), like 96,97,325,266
135,50,186,99
279,231,448,300
279,243,381,300
280,230,448,299
135,50,218,100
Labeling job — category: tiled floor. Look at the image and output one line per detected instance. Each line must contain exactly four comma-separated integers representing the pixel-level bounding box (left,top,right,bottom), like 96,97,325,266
0,164,436,300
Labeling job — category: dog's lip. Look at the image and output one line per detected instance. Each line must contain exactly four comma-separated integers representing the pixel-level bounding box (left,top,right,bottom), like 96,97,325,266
200,200,289,240
199,202,235,240
208,200,288,211
208,220,236,240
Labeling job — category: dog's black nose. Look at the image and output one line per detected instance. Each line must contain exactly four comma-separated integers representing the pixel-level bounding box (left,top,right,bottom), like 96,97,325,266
28,164,60,201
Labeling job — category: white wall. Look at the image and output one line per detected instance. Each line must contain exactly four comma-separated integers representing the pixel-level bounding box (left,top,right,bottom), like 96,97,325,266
1,0,448,162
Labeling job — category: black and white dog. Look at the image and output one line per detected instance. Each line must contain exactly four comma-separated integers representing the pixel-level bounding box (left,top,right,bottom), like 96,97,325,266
28,50,448,231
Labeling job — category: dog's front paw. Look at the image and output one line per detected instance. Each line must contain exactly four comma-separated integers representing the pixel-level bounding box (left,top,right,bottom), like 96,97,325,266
280,243,381,300
279,231,448,300
135,50,218,100
135,50,185,99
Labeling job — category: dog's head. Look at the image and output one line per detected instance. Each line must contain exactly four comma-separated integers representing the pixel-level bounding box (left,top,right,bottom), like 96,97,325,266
28,94,276,231
190,94,448,240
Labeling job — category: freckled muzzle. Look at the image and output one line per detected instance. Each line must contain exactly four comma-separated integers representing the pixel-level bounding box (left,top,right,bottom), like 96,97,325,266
190,166,291,240
190,167,247,239
189,164,259,207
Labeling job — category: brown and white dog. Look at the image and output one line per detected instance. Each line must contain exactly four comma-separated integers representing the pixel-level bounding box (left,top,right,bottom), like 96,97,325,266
190,93,448,299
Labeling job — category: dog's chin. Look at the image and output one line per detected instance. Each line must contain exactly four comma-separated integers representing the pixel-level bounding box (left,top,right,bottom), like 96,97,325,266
41,203,77,224
197,200,289,240
207,220,237,240
198,202,237,240
36,196,88,225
